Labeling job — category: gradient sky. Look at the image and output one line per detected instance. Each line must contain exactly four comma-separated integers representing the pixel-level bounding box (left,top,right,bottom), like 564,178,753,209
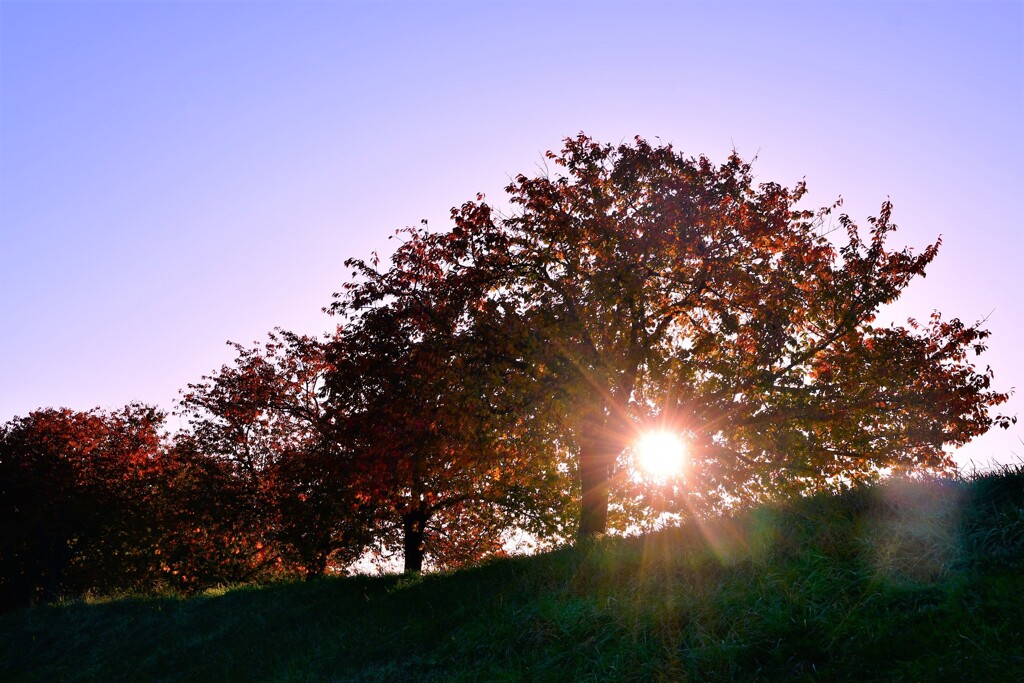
1,1,1021,468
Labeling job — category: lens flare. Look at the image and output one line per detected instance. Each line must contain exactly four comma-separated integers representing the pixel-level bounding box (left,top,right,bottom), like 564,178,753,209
635,431,686,477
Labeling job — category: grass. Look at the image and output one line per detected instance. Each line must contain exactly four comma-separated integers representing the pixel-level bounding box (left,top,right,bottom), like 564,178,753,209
3,467,1023,681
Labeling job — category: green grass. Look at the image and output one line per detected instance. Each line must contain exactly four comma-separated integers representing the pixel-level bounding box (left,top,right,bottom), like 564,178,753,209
3,468,1024,681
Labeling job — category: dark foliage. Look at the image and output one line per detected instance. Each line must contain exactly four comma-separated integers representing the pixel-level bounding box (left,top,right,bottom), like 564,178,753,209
0,134,1013,600
0,406,164,608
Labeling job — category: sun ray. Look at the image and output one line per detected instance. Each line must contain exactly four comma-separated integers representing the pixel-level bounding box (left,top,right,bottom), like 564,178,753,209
635,431,686,478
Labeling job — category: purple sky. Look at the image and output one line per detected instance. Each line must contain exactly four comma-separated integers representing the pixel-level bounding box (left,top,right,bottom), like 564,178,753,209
2,1,1021,468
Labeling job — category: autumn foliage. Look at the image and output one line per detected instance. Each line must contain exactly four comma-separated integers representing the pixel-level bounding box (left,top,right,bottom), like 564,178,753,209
0,135,1012,607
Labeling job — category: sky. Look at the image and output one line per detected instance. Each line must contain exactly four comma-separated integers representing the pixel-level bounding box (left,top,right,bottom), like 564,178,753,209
1,0,1021,469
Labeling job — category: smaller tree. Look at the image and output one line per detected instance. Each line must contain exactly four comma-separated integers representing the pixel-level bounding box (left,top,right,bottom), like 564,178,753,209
178,331,369,577
329,224,573,572
0,404,165,608
143,435,273,591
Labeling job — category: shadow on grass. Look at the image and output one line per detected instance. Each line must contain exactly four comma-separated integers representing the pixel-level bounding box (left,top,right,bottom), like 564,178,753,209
3,468,1023,681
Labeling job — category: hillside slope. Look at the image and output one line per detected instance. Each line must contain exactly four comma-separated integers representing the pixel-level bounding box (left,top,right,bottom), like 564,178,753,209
3,470,1023,682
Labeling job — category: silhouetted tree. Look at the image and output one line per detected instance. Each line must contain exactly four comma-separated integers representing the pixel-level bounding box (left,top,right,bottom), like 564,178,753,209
178,330,369,578
5,135,1010,600
142,435,275,590
0,405,165,608
329,224,573,572
362,134,1011,540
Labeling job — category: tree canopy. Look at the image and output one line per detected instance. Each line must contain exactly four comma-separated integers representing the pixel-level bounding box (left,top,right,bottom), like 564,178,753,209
328,221,573,571
1,134,1013,605
355,134,1011,538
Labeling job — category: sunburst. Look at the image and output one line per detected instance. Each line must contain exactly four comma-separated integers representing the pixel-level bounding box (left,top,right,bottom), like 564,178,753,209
635,431,686,478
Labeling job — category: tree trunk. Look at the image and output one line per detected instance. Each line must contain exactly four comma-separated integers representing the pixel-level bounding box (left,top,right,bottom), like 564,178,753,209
402,509,428,573
578,434,613,541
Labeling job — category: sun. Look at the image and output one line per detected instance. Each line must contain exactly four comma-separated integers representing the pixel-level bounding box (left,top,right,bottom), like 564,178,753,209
635,431,686,478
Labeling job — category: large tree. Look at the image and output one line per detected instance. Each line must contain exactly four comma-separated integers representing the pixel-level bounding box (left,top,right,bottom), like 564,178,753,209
395,134,1011,539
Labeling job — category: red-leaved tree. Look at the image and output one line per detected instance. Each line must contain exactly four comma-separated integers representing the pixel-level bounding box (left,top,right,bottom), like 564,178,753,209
349,134,1011,540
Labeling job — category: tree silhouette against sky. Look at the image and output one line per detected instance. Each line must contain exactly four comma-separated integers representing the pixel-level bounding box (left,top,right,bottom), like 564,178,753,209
344,134,1011,540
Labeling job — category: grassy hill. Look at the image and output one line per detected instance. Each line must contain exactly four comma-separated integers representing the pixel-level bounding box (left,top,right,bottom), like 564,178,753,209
3,468,1023,682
